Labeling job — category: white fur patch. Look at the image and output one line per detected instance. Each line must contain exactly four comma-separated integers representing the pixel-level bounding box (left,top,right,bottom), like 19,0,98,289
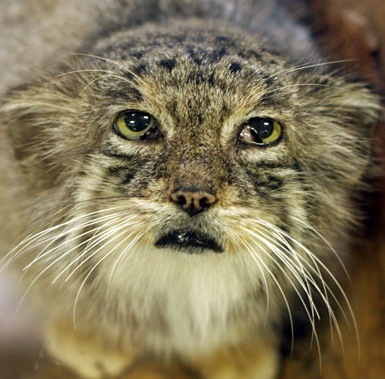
100,242,271,358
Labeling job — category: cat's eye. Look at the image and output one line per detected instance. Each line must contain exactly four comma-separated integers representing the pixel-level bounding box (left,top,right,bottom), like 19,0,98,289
113,110,160,140
239,117,283,146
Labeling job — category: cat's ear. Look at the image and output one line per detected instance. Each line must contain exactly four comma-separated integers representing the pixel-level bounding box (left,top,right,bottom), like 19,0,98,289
339,82,380,133
298,71,381,137
334,81,381,184
295,75,381,186
320,77,381,136
1,82,83,189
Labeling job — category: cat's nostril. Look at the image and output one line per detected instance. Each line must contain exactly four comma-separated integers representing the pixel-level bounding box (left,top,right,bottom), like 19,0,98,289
170,189,216,216
174,194,187,206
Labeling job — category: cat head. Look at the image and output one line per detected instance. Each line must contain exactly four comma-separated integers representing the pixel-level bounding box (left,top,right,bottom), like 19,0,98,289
1,22,380,322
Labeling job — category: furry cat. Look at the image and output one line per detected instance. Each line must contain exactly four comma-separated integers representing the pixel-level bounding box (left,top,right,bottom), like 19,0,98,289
0,0,380,378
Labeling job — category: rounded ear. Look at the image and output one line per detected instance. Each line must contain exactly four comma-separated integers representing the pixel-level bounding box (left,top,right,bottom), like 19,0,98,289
326,80,381,171
291,72,381,188
329,81,381,182
334,82,381,134
296,70,381,138
1,83,83,189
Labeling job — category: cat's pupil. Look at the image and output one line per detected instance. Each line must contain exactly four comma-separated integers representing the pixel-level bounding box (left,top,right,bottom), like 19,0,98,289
125,112,152,132
251,118,274,140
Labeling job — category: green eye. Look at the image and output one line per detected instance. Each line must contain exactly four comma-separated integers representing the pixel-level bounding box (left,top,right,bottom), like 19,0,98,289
239,117,283,146
113,110,159,140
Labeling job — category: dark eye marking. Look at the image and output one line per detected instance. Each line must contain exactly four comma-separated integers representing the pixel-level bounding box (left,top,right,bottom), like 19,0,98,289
106,165,137,186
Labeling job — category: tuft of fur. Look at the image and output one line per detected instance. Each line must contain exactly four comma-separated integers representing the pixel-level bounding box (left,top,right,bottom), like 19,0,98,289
0,1,381,378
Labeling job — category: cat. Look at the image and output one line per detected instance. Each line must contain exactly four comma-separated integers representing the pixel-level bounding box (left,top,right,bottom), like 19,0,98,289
0,0,380,378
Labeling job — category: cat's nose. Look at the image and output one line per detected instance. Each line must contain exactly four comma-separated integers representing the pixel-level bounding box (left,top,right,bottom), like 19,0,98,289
170,188,217,216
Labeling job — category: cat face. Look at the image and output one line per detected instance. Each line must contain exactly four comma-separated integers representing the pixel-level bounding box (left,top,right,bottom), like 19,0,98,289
2,22,379,334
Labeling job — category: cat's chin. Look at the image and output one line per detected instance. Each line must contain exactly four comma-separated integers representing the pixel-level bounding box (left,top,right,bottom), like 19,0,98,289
154,229,224,254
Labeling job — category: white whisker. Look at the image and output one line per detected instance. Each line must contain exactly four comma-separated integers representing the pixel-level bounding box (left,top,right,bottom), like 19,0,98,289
251,223,344,350
71,222,145,329
229,233,271,321
292,216,349,278
69,53,145,84
106,227,147,300
256,219,358,351
246,225,321,320
23,213,120,273
51,219,121,284
78,74,137,97
63,216,141,282
12,207,131,312
2,207,125,268
266,59,355,83
242,236,302,356
264,82,358,97
55,69,123,79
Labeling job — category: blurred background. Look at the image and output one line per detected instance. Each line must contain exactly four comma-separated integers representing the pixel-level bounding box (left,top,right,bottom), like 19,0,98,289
0,272,45,379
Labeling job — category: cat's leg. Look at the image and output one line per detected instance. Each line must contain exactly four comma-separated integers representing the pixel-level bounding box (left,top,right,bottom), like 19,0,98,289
46,322,137,378
192,340,279,379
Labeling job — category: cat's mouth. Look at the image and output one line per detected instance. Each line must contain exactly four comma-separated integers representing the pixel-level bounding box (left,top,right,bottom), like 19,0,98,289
155,230,224,254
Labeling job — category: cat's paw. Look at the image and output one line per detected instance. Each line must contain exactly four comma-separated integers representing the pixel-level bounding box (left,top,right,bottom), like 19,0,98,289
46,322,136,378
192,341,279,379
